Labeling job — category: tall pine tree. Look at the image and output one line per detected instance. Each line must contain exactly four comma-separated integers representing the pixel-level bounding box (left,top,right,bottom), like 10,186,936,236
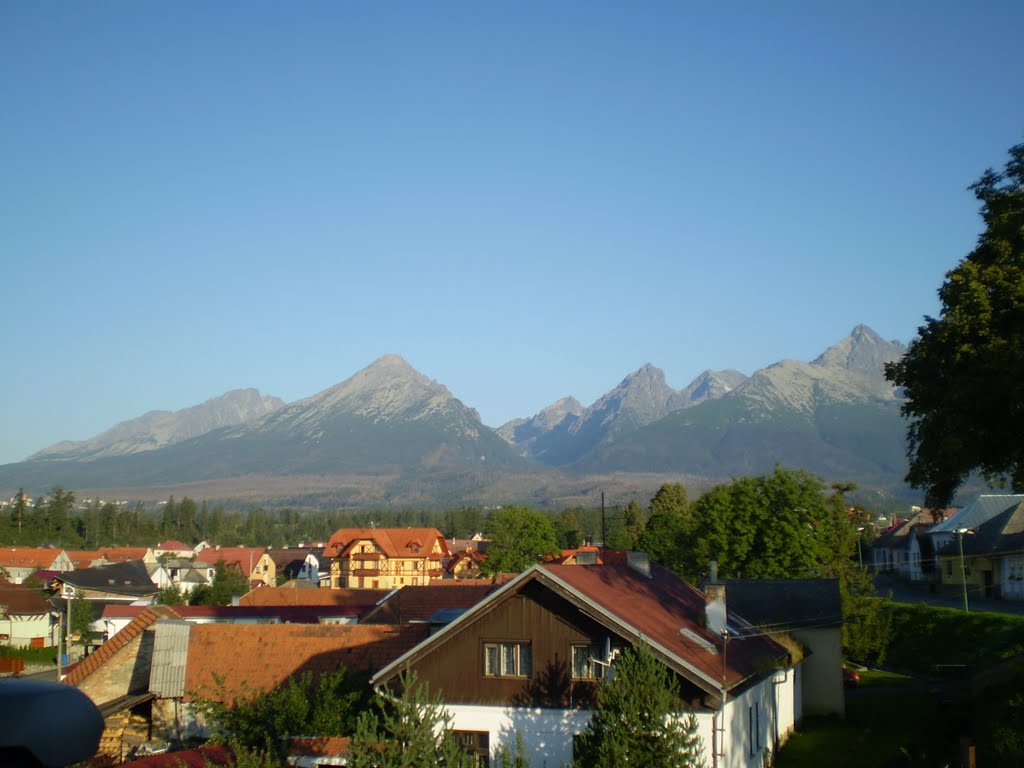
576,643,705,768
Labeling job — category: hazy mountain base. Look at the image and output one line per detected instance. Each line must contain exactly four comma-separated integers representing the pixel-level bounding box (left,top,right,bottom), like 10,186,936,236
33,467,919,513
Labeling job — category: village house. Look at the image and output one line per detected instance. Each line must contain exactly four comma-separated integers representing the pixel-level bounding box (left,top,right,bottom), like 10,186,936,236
0,547,73,584
323,528,451,589
154,540,195,560
193,546,275,587
53,561,159,603
720,577,844,717
929,494,1024,599
372,556,799,768
0,576,59,648
267,546,327,586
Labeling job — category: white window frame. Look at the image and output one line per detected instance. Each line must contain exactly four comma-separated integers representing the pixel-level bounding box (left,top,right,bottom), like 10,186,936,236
483,641,531,678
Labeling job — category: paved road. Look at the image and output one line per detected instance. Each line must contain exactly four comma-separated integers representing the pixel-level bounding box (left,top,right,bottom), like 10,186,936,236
873,572,1024,616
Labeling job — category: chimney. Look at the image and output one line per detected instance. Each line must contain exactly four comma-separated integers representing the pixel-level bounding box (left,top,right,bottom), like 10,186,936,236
626,551,651,578
705,560,726,637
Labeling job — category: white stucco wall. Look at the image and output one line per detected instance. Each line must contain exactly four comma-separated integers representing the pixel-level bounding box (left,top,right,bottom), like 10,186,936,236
444,669,796,768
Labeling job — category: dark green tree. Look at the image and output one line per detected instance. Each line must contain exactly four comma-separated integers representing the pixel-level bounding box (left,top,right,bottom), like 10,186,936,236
683,466,854,582
348,667,473,768
155,583,185,606
189,559,251,605
555,508,585,549
638,483,696,571
68,593,95,647
604,500,646,549
481,507,559,575
10,489,28,536
192,668,368,761
575,643,705,768
885,142,1024,508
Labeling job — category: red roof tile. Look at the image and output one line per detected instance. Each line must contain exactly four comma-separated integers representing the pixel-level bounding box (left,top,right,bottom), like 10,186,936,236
323,528,450,559
184,623,430,702
537,563,788,689
236,586,383,611
0,547,65,569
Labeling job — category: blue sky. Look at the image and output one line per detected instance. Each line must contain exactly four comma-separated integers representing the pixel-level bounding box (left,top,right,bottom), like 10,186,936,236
2,2,1022,466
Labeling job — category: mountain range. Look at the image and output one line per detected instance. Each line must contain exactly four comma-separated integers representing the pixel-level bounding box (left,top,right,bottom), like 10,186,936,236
0,325,912,507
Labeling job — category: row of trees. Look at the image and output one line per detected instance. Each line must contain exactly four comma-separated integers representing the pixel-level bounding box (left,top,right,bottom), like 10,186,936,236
196,644,706,768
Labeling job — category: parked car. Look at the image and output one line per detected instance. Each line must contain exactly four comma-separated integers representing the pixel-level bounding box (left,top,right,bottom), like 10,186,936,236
843,665,860,688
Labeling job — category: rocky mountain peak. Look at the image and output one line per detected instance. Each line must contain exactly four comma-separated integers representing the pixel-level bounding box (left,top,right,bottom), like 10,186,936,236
812,324,906,391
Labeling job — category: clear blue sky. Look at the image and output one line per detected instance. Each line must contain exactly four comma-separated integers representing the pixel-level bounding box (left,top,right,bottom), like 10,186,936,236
2,1,1022,466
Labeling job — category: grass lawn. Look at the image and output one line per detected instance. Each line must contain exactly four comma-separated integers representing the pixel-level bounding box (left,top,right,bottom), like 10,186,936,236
775,685,936,768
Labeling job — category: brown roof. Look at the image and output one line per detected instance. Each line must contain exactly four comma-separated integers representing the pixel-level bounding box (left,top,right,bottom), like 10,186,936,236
184,623,430,702
235,586,383,612
323,528,451,559
362,583,497,624
0,581,54,614
0,548,65,569
63,605,183,687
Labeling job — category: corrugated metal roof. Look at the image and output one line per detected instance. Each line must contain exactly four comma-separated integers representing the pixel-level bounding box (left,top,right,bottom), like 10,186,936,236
149,621,192,698
930,494,1024,534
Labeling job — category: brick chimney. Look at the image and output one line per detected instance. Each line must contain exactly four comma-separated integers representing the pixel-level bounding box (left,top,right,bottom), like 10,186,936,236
704,560,726,636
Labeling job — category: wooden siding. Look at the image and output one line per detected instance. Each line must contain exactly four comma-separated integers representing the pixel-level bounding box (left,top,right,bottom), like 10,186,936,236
405,581,704,707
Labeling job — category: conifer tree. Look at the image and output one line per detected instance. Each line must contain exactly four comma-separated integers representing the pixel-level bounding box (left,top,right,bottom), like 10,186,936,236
575,643,706,768
348,667,473,768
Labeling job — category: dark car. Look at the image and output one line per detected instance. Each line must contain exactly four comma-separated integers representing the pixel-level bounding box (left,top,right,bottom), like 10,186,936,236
843,666,860,688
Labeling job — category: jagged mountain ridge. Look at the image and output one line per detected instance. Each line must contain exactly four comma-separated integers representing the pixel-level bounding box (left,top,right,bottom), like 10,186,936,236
29,388,285,462
575,325,909,478
2,326,913,500
13,355,526,488
499,365,748,465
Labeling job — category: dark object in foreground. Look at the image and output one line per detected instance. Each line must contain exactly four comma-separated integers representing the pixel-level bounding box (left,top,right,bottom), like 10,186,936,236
0,678,103,767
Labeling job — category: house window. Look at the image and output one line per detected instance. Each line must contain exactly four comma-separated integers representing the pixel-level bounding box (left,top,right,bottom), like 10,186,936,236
484,642,531,677
453,730,489,767
571,644,603,679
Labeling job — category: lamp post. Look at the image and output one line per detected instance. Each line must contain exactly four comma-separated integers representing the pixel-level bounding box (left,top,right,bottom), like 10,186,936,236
956,528,971,613
856,526,865,569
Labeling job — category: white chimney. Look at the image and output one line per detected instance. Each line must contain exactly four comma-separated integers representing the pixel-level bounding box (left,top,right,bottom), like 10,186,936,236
704,561,727,637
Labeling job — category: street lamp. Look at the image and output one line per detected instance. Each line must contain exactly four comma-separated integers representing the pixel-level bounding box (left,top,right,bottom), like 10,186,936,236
956,528,973,613
856,526,865,569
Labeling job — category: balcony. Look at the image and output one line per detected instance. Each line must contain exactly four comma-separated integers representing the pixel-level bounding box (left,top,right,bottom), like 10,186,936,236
350,567,381,577
428,568,443,578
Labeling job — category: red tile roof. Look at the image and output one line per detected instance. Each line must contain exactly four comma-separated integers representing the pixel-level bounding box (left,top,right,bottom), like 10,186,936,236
0,547,65,569
236,586,383,612
323,528,450,559
289,737,350,758
155,540,192,551
184,623,430,702
63,605,183,687
537,563,788,690
194,547,267,572
374,562,789,698
99,547,152,563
